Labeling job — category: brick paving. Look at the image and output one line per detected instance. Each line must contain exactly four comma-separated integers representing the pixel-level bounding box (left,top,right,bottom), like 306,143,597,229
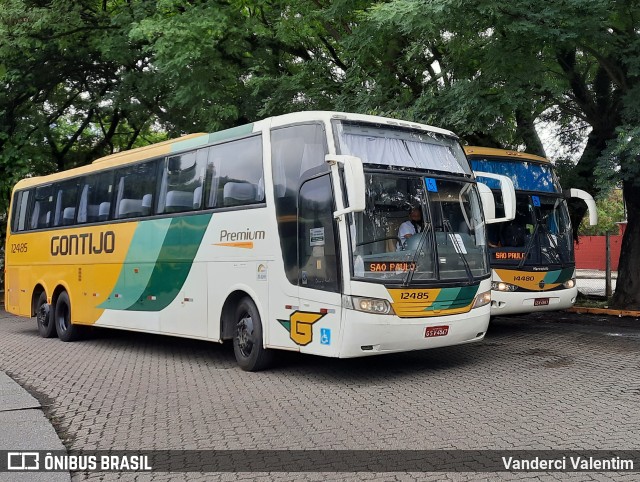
1,308,639,480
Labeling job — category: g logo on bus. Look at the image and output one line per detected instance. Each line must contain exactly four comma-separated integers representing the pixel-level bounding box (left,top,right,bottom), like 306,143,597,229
278,311,325,346
538,280,546,289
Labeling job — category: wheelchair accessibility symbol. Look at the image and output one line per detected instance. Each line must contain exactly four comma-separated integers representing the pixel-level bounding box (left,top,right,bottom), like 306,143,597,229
320,328,331,345
425,177,438,192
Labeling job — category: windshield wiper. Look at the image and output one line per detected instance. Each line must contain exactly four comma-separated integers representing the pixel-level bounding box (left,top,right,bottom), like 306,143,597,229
518,206,568,268
402,223,432,287
538,213,566,266
518,221,539,269
442,219,474,283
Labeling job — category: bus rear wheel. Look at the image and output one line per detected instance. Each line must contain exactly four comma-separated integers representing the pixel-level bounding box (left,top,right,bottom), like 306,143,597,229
35,292,56,338
233,297,273,371
54,291,81,342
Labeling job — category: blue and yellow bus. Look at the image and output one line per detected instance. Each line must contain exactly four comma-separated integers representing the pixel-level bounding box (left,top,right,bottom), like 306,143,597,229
466,146,597,315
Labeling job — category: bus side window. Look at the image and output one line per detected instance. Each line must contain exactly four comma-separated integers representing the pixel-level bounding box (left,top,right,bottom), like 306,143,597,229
158,149,207,214
77,171,114,224
114,160,160,219
11,190,31,232
206,135,264,209
298,175,339,292
52,179,79,227
271,124,328,286
30,185,54,230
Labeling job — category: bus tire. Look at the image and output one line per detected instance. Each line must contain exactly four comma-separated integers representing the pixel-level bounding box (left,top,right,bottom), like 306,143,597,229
54,291,81,342
35,292,56,338
233,297,273,371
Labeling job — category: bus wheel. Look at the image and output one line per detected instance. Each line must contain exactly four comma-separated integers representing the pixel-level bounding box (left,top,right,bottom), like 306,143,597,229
35,292,56,338
233,297,273,371
54,291,81,342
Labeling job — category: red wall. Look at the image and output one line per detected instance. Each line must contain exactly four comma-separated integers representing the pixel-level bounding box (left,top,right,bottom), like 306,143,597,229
574,223,626,271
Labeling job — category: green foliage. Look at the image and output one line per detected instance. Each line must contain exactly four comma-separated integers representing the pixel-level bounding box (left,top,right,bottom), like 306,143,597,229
578,189,626,236
597,125,640,190
2,0,640,305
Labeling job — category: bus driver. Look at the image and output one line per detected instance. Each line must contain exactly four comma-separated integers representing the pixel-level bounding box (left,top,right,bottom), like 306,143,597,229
397,207,424,250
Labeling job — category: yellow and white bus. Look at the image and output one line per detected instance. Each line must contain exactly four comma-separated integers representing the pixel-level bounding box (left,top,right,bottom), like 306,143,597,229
466,146,597,316
5,112,508,371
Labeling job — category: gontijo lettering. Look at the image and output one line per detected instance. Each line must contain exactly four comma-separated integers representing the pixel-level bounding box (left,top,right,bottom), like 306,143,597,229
51,231,115,256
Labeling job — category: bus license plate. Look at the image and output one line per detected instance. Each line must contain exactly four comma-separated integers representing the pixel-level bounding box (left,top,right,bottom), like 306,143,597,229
425,326,449,338
534,298,550,306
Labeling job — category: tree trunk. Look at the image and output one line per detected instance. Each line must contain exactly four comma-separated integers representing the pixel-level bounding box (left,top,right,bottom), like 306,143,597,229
564,128,613,241
610,181,640,310
515,108,546,157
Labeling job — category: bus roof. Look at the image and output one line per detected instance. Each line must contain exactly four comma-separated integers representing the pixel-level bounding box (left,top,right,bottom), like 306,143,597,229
463,146,549,164
13,111,457,191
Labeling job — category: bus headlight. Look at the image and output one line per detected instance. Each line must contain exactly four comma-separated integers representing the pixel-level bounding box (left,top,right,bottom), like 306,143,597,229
491,281,519,292
471,290,491,309
343,295,394,315
563,279,576,289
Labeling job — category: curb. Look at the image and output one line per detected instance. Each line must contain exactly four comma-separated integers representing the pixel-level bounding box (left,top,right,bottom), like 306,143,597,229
567,306,640,318
0,371,71,481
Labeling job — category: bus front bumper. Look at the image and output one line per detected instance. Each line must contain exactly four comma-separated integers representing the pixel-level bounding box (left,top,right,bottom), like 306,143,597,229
489,287,578,316
338,307,490,358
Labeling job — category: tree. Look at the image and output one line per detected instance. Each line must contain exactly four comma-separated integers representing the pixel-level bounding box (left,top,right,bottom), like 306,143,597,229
2,0,640,308
350,0,640,308
578,189,625,236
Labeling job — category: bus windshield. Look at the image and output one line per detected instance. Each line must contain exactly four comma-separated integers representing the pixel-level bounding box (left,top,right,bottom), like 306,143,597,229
472,157,573,268
348,174,489,283
489,193,573,267
335,122,488,284
472,159,560,193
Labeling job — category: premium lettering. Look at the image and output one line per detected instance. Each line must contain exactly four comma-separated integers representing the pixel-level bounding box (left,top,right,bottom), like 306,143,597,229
220,229,265,242
51,231,115,256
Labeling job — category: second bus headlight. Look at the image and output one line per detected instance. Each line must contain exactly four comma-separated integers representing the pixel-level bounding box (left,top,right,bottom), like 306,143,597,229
491,281,519,292
343,296,394,315
563,279,576,289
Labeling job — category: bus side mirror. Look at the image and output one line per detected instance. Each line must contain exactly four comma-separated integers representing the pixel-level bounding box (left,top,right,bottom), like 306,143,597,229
565,188,598,226
474,171,516,224
476,182,496,221
325,154,366,218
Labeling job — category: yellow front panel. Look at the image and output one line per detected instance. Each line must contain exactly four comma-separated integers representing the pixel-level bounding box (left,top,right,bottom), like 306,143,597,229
387,285,479,317
494,269,562,291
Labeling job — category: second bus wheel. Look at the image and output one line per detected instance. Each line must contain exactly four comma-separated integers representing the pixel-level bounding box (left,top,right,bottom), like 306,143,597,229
54,291,82,342
233,297,273,371
35,291,56,338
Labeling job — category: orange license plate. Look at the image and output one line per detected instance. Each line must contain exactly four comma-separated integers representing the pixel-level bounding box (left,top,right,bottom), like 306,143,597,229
425,326,449,337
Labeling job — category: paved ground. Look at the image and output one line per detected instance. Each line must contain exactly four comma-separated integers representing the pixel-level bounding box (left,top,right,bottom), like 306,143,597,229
1,308,639,481
0,372,70,481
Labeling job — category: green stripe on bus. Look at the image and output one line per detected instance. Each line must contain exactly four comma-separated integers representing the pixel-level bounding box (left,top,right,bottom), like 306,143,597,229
206,124,254,144
98,219,172,310
424,285,479,311
128,213,212,312
169,124,254,154
543,267,574,284
169,133,210,153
